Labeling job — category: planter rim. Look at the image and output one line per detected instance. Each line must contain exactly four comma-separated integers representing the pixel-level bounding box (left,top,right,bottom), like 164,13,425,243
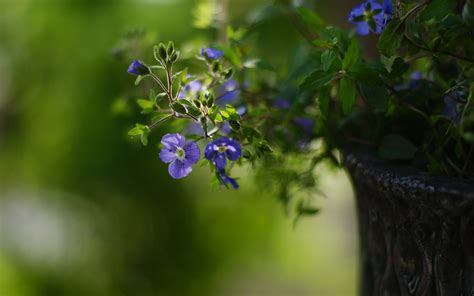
345,152,474,200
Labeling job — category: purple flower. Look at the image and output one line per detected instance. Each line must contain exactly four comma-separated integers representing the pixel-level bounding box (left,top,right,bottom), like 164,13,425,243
273,98,291,109
217,170,239,189
185,121,205,136
127,60,150,76
443,90,467,124
236,106,247,116
292,117,315,134
220,122,233,135
159,133,200,179
201,47,224,59
408,71,423,89
178,80,202,99
204,138,242,170
217,79,239,105
348,0,394,36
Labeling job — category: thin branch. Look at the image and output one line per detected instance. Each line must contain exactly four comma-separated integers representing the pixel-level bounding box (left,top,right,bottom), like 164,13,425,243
149,114,173,129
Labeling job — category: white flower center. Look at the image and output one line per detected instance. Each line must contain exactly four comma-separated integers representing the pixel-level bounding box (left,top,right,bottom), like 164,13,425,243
217,145,227,153
175,147,186,160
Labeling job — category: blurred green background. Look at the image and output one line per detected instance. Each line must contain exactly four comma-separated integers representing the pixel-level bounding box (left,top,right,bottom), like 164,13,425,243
0,0,358,295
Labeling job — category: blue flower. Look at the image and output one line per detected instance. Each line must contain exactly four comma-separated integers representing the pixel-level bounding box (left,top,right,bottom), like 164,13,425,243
292,117,315,134
127,60,150,76
217,79,239,105
348,0,394,36
217,169,239,189
205,138,241,188
201,47,224,59
159,133,200,179
273,98,291,109
204,138,242,170
178,79,202,99
408,71,423,89
443,90,467,124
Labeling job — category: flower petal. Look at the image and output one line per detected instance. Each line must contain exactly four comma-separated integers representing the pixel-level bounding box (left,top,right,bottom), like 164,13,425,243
348,3,366,22
224,139,242,161
384,0,394,15
168,160,192,179
355,21,370,36
204,143,218,160
183,141,201,164
213,153,227,170
218,170,239,189
161,133,185,150
159,148,176,164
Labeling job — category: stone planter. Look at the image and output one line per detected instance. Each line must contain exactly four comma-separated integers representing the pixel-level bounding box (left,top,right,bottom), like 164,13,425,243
345,152,474,296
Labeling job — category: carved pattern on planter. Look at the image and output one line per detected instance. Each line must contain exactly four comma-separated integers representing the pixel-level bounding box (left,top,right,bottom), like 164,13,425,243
345,153,474,296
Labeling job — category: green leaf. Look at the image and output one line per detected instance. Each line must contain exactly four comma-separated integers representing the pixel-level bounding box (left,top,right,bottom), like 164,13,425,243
421,0,457,21
340,77,357,115
377,19,404,57
321,50,337,71
463,132,474,142
348,62,384,85
140,131,149,146
300,70,334,91
136,99,154,110
134,75,145,86
463,0,474,26
171,102,187,114
128,127,143,136
379,134,417,160
295,6,324,34
342,38,360,69
360,83,388,112
318,87,331,116
389,57,409,79
214,45,241,67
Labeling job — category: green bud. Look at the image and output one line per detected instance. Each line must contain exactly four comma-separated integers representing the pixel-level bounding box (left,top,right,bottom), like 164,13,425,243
167,41,175,56
242,150,251,159
206,94,214,107
158,44,167,61
224,68,234,79
212,61,220,73
170,51,179,63
192,99,202,108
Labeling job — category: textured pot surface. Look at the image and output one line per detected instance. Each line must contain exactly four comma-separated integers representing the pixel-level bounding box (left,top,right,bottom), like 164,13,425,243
345,152,474,296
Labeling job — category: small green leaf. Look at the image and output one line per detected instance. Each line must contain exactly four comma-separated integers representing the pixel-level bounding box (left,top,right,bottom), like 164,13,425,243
140,133,148,146
340,77,357,115
463,132,474,142
137,99,154,110
318,87,331,117
421,0,457,21
128,127,143,136
158,44,167,60
134,75,145,86
379,134,417,160
348,62,384,85
463,0,474,26
301,70,334,90
389,57,409,79
321,50,337,71
342,38,360,69
171,102,187,114
377,19,404,57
